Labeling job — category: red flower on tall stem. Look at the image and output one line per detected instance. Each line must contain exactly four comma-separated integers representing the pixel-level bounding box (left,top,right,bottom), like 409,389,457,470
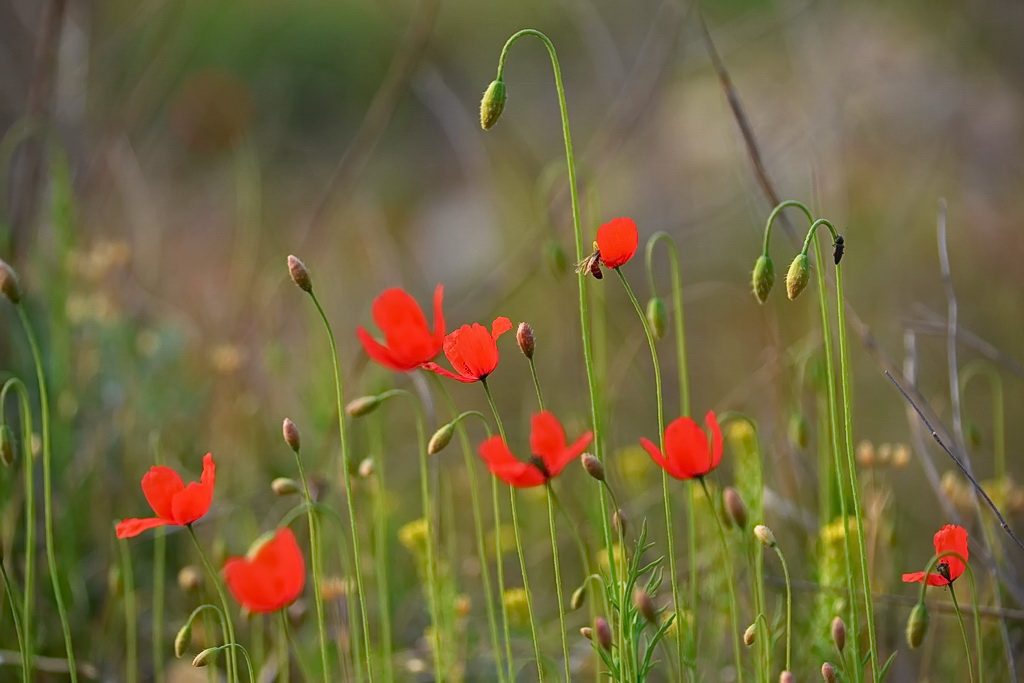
356,284,446,372
224,527,306,613
902,524,968,586
479,411,593,488
640,411,723,481
596,217,638,269
115,454,216,539
422,317,513,383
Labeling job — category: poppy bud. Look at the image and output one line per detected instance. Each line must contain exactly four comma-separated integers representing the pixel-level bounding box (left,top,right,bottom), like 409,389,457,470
754,524,777,548
646,296,667,340
594,616,613,651
358,457,375,478
613,508,627,536
723,487,748,530
751,254,775,303
906,602,929,649
788,411,809,449
831,616,846,652
0,259,22,304
272,477,300,496
822,661,837,682
346,395,381,417
570,584,586,611
178,565,202,593
581,453,605,481
192,647,218,668
779,672,795,683
282,418,301,452
479,79,507,130
580,626,593,640
287,255,312,292
516,322,536,359
1,425,16,467
634,588,657,623
428,422,456,455
743,623,756,646
174,622,192,658
785,253,810,301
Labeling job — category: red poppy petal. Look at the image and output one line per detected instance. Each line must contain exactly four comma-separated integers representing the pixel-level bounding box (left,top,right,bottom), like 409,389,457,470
704,410,723,472
479,436,546,487
529,411,567,461
432,283,446,345
115,517,171,539
357,327,406,372
664,417,711,478
140,466,185,520
901,571,926,584
372,288,430,342
933,524,968,581
546,430,594,478
421,361,477,383
224,528,305,613
596,217,639,269
641,437,680,478
491,316,513,341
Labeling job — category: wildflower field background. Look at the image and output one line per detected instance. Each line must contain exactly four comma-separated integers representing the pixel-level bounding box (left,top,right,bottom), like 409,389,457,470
2,0,1024,680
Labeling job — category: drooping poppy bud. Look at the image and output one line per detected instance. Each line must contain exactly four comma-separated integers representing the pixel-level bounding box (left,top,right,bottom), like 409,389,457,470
788,411,809,449
174,622,192,658
428,422,455,455
906,602,929,648
580,626,593,640
287,255,312,292
0,425,16,467
0,259,22,304
743,623,756,646
480,79,507,130
751,254,775,304
785,253,810,300
346,395,382,417
570,584,586,611
646,296,667,340
192,648,218,668
516,322,536,359
272,477,300,496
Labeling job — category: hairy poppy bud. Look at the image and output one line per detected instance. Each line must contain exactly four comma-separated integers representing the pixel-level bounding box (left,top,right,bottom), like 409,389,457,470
581,453,604,481
282,418,301,452
634,588,657,623
192,647,217,668
272,477,300,496
831,616,846,652
178,565,202,593
346,395,381,417
428,422,455,455
754,524,777,548
594,616,613,651
822,661,837,682
785,253,810,301
570,584,587,611
743,623,756,646
517,322,535,359
174,622,192,658
906,602,929,649
580,626,593,640
646,296,667,340
0,259,22,304
779,672,795,683
788,411,809,449
287,255,312,292
751,254,775,303
723,487,748,530
480,79,507,130
1,425,16,467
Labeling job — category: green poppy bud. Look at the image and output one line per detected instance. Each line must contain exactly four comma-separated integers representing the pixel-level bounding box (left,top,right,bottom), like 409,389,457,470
906,602,929,649
0,259,22,304
345,395,381,418
428,422,456,455
174,622,192,658
785,253,810,300
646,296,667,340
570,584,586,611
192,647,218,668
480,79,507,130
751,254,775,303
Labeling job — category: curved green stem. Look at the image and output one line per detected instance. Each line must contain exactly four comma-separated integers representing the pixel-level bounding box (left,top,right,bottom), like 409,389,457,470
762,201,813,256
186,525,238,682
279,611,291,683
307,290,373,679
509,488,544,679
15,305,77,683
0,558,29,681
212,643,256,683
699,478,744,683
770,545,793,672
949,586,975,683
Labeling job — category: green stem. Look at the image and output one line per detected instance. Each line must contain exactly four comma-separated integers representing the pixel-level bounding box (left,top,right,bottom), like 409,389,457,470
762,200,813,256
699,478,744,683
528,357,545,411
915,550,983,683
279,611,291,683
366,418,395,681
186,524,239,682
949,586,975,683
307,291,373,679
15,305,77,683
547,485,572,681
510,488,544,679
117,536,139,683
771,545,793,673
0,558,29,682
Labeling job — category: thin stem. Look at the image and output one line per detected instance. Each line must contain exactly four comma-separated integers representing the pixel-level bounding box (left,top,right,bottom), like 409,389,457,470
528,357,545,411
481,378,507,443
186,524,238,682
117,536,139,683
771,545,793,672
762,200,813,256
366,419,395,681
152,528,166,683
949,586,976,683
510,488,544,679
547,485,572,681
307,291,373,679
492,476,515,680
15,305,77,683
0,559,29,682
2,379,34,680
279,612,291,683
699,478,744,683
914,550,984,683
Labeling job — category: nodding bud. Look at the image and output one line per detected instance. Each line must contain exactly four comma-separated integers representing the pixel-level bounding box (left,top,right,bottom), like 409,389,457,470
580,626,593,640
831,616,846,652
822,661,837,682
613,508,627,535
633,588,657,623
723,487,748,530
906,602,929,649
751,254,775,303
272,477,300,496
581,453,605,481
646,296,667,340
358,457,375,478
743,623,757,646
287,255,312,292
570,585,586,611
516,322,536,359
178,565,202,593
788,411,810,449
785,253,811,300
479,79,507,130
282,418,301,452
192,648,218,668
428,422,456,455
346,395,381,417
1,425,16,467
594,616,613,651
754,524,777,548
174,622,192,658
779,672,795,683
0,259,22,304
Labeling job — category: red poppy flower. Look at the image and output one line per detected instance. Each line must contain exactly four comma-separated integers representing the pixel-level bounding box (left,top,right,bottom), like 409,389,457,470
596,217,639,269
902,524,968,586
479,411,594,487
224,527,306,613
422,317,513,383
640,411,723,481
356,284,446,372
116,454,215,539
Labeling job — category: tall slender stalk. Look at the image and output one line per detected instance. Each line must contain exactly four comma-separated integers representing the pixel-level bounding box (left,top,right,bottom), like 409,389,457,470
186,525,238,682
699,479,744,682
546,485,572,681
0,556,29,681
366,418,395,681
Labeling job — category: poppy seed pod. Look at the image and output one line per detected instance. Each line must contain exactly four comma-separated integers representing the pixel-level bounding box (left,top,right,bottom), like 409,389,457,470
346,395,381,417
751,254,775,303
581,453,605,481
723,487,748,530
822,661,837,682
282,418,301,452
0,259,22,303
287,255,312,292
428,422,455,455
271,477,300,496
1,424,16,467
480,79,507,130
754,524,777,548
174,622,192,658
785,253,811,300
743,623,756,646
594,616,613,651
906,602,929,648
516,322,535,359
646,296,667,340
831,616,846,652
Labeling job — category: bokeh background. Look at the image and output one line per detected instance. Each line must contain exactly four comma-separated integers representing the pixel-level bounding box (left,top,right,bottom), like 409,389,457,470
2,0,1024,679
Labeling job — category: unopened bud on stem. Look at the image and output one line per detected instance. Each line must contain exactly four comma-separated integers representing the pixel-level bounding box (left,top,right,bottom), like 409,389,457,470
646,296,667,340
906,602,929,648
192,648,218,668
174,623,192,658
570,584,586,611
0,425,16,467
785,252,810,300
723,487,748,529
287,255,312,292
822,661,837,682
751,254,775,303
831,616,846,653
428,422,456,455
480,79,507,130
754,524,777,548
0,259,22,304
743,623,756,646
346,395,381,417
581,453,604,481
634,588,657,623
516,322,535,359
594,616,613,650
282,418,301,452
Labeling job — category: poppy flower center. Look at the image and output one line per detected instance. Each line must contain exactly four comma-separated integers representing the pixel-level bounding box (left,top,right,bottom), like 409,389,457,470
529,456,552,480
